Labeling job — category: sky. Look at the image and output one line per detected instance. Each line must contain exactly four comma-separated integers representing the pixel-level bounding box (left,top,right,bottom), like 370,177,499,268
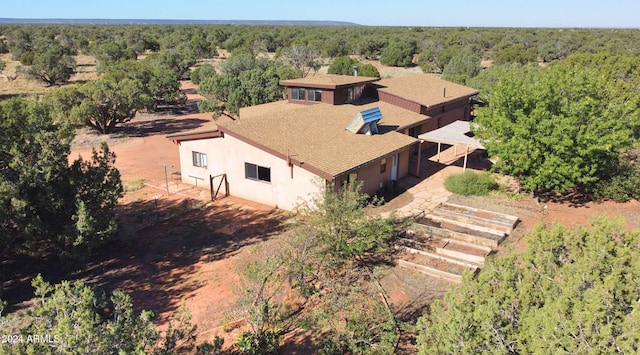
2,0,639,28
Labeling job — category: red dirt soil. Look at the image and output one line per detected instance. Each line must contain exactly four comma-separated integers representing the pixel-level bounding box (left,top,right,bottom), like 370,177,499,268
58,81,640,352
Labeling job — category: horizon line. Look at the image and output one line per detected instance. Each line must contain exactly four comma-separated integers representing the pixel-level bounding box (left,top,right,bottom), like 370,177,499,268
0,18,638,29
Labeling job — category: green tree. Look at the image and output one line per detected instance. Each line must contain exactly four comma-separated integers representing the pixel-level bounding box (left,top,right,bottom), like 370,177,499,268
417,45,440,73
327,56,380,78
6,28,32,61
441,48,480,85
357,37,387,60
473,62,640,194
416,217,640,354
146,47,196,80
198,54,296,118
71,78,152,133
26,45,76,86
41,85,85,124
103,59,185,111
190,63,216,84
187,33,217,58
0,98,123,259
492,43,537,65
286,180,404,353
93,39,137,72
380,41,416,67
198,74,242,117
466,63,539,103
0,38,9,54
0,275,205,354
233,254,287,354
327,56,358,75
358,63,381,78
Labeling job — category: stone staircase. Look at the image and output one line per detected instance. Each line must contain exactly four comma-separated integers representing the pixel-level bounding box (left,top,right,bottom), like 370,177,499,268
397,203,519,283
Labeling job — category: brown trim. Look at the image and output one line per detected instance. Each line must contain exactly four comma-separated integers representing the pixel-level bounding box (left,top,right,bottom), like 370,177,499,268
379,89,478,111
167,129,223,144
217,126,335,181
396,116,432,132
279,78,379,90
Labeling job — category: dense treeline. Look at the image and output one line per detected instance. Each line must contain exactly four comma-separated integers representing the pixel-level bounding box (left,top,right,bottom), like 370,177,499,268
2,24,640,66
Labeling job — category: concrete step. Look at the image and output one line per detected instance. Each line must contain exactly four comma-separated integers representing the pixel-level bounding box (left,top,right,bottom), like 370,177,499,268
409,222,505,250
397,253,477,284
434,202,519,234
397,241,484,268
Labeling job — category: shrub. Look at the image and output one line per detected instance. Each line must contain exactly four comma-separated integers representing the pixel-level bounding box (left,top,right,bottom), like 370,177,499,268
444,171,497,196
593,158,640,202
380,41,416,67
19,51,34,65
190,63,216,84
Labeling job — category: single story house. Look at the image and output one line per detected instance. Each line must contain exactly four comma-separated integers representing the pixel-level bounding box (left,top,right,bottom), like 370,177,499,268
168,73,478,210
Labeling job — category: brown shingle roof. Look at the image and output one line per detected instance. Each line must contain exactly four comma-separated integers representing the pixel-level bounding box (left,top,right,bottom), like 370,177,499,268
166,115,235,142
376,74,478,108
279,74,379,89
218,101,419,179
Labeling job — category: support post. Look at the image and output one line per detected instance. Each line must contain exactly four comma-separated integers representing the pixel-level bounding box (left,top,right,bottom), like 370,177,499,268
416,140,422,176
463,145,469,172
210,174,214,200
160,163,173,194
437,142,441,162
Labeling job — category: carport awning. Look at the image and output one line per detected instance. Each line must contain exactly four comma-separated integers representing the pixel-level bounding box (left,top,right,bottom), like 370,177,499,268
417,120,484,149
416,120,484,174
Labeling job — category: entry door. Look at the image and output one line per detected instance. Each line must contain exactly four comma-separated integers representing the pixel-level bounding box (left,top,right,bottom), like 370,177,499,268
391,154,399,181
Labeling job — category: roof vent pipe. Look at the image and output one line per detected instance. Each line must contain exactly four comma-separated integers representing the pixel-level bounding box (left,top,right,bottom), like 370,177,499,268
353,65,359,76
443,87,446,97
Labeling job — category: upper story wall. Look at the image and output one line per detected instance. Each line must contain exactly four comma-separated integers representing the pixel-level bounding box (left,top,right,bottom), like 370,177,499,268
285,84,370,105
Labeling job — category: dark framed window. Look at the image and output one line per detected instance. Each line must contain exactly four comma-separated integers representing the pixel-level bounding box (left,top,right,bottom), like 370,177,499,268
192,151,207,168
380,158,387,173
307,89,322,102
292,87,306,101
245,162,271,183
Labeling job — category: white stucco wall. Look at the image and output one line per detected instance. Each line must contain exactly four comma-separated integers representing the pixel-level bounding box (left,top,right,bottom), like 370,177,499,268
177,135,322,210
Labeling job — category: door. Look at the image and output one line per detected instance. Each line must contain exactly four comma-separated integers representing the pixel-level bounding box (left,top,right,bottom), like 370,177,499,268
391,154,399,181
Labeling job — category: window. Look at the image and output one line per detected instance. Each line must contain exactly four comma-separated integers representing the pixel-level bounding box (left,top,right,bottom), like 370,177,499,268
380,158,387,173
192,151,207,168
307,89,322,102
291,87,305,101
245,162,271,183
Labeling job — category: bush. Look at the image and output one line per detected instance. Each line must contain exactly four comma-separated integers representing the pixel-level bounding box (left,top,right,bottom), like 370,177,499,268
190,63,216,84
327,56,380,78
19,51,34,65
380,41,416,67
593,158,640,202
444,171,497,196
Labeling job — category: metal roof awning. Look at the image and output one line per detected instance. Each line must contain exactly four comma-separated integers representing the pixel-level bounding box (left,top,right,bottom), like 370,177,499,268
417,120,484,149
416,120,485,173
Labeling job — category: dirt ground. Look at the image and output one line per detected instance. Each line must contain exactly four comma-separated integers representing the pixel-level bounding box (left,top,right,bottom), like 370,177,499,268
65,80,640,351
61,81,455,351
5,76,640,352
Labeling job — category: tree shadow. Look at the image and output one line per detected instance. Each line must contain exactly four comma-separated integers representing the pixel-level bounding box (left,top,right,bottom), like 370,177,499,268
121,117,210,137
0,93,25,101
537,189,593,208
0,197,285,325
